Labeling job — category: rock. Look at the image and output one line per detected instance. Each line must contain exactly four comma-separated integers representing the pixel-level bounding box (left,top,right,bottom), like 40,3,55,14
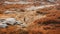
14,21,23,25
47,0,56,2
5,18,16,25
20,23,27,28
0,19,5,23
0,23,8,28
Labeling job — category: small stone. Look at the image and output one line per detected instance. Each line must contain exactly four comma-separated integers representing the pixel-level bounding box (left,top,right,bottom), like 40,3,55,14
0,19,5,23
47,0,56,2
5,18,16,25
14,21,22,25
0,23,8,28
20,23,27,28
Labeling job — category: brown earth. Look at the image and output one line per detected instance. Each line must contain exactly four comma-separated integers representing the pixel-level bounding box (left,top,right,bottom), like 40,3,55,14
0,0,60,34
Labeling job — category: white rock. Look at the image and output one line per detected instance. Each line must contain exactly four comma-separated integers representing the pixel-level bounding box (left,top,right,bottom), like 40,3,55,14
48,0,56,2
25,4,59,10
0,23,8,28
4,10,15,14
5,18,16,25
4,10,12,13
4,1,32,4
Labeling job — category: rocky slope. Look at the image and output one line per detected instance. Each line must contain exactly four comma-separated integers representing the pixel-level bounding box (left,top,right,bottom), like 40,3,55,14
0,0,60,34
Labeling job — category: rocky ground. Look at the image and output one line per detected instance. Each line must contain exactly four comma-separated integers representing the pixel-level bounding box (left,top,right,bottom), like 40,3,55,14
0,0,60,34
